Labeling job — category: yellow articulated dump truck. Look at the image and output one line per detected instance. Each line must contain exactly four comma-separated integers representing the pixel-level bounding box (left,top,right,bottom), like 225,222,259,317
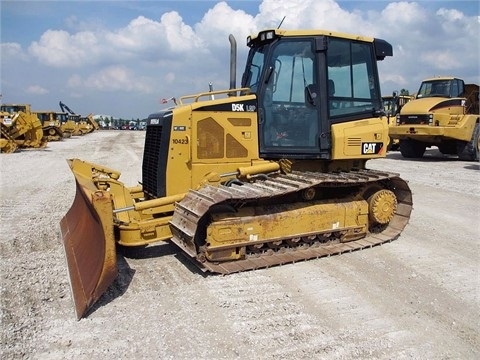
60,29,413,318
0,103,47,153
389,77,479,161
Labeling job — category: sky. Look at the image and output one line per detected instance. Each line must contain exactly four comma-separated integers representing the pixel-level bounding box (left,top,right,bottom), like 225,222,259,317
1,0,479,119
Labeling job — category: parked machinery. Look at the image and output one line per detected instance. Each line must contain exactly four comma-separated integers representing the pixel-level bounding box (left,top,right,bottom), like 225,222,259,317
85,113,100,132
382,93,413,150
389,77,479,160
59,101,96,135
0,109,18,153
57,112,75,138
35,110,64,141
60,29,412,318
0,103,47,153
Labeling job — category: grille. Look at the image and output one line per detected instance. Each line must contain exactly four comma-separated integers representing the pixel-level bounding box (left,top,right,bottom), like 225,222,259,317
347,137,362,147
398,114,431,125
142,112,172,198
197,117,224,159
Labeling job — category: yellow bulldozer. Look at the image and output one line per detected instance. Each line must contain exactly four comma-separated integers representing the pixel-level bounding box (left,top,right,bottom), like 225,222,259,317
389,77,479,160
0,103,47,153
35,110,65,141
71,114,93,135
60,29,413,319
56,112,75,138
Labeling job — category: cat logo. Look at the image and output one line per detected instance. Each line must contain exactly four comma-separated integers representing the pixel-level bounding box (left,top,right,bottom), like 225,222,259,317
361,142,383,155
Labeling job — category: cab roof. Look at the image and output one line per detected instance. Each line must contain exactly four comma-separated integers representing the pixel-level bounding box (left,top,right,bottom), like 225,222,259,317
249,28,376,43
422,76,460,82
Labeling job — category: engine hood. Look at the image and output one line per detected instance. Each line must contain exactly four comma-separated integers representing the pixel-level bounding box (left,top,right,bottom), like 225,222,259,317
401,97,465,114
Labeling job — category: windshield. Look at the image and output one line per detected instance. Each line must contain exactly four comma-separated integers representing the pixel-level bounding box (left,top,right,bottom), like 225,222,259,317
418,80,450,98
1,105,27,114
416,79,461,98
56,113,68,122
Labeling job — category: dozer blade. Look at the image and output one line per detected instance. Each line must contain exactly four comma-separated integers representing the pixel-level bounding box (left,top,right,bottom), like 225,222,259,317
60,167,117,319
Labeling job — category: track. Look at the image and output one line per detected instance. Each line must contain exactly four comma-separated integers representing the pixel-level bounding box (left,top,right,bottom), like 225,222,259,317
170,169,413,273
43,126,64,141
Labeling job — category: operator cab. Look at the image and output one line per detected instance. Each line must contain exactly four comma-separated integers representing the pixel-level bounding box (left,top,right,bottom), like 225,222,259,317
416,77,465,99
241,29,391,159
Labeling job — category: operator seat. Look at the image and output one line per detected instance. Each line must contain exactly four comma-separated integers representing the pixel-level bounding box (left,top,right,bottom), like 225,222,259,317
328,79,335,96
329,79,338,112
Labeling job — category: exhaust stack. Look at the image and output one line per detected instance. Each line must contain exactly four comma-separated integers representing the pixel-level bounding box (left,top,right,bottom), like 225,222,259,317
228,34,237,96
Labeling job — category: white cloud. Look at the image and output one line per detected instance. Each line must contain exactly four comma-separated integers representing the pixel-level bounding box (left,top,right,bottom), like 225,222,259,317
1,42,28,61
68,66,153,93
380,2,427,25
1,42,22,56
437,8,464,22
381,73,409,87
28,30,100,67
196,2,256,46
161,12,202,52
420,50,462,71
105,15,166,56
26,85,49,95
437,7,479,38
29,12,209,68
256,0,370,34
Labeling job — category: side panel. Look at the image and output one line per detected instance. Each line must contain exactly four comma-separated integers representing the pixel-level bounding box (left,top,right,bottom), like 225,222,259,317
189,97,263,186
331,118,388,159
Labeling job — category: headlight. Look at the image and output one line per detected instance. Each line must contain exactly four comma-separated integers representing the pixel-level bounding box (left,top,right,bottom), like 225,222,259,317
260,30,275,42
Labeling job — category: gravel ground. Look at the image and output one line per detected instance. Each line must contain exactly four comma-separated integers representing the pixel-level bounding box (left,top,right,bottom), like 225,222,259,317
1,130,479,359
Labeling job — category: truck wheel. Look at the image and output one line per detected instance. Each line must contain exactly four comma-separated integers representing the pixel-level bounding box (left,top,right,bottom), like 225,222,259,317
387,138,399,151
438,142,457,155
457,123,479,161
399,139,426,158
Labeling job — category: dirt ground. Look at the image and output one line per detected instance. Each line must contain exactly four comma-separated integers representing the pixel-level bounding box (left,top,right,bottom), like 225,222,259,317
1,130,479,359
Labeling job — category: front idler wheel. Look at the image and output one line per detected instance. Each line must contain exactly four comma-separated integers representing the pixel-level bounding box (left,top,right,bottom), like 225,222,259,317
368,189,397,225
